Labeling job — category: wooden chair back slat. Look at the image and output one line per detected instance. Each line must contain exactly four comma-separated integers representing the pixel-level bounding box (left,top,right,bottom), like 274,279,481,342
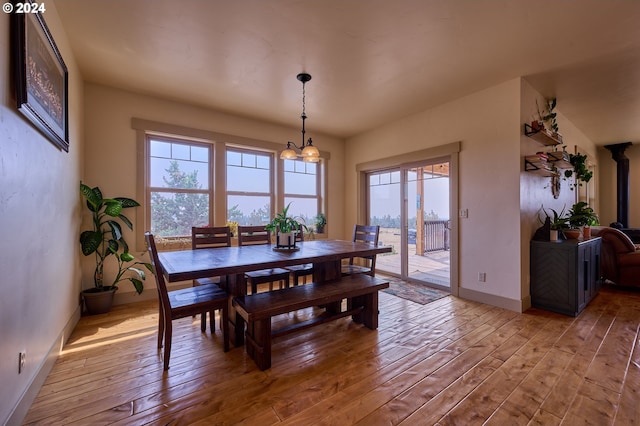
238,225,272,246
192,226,232,249
345,224,381,276
353,225,379,245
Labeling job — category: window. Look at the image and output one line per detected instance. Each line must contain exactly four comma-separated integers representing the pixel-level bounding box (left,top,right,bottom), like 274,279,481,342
147,136,212,237
226,148,273,225
136,119,328,248
284,159,320,226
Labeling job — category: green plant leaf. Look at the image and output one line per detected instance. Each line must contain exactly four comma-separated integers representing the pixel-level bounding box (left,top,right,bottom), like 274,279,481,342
115,197,140,208
80,230,102,256
120,238,129,253
129,278,144,294
107,220,123,241
103,200,123,217
118,213,134,231
107,239,119,255
128,267,146,280
80,182,101,210
120,252,135,262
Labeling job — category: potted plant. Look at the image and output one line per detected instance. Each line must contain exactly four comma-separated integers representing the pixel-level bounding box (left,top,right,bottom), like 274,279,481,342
540,206,568,241
564,153,593,190
568,201,599,238
265,202,306,248
79,182,152,314
314,213,327,233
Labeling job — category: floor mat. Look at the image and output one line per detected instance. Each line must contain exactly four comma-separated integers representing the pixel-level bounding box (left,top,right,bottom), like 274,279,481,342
381,277,450,305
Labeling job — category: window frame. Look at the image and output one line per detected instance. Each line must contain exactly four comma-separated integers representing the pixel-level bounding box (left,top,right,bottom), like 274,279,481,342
145,134,214,241
225,146,276,226
282,158,323,227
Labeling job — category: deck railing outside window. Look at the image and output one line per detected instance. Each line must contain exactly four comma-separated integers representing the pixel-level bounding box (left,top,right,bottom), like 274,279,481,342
422,220,450,253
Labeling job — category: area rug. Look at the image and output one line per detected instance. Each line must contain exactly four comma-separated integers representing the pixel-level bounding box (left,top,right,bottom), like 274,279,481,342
381,277,450,305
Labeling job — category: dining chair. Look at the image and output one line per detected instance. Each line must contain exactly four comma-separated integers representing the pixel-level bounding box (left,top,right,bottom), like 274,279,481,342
145,232,229,371
237,225,291,293
341,224,381,277
191,226,232,328
286,231,314,285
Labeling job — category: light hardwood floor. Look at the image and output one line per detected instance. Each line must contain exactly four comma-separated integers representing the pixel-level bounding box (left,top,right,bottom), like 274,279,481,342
24,284,640,425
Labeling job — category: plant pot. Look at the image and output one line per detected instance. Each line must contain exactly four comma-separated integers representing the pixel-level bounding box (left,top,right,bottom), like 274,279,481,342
276,232,295,248
563,229,581,240
550,229,558,241
82,287,117,315
582,226,591,238
316,225,325,234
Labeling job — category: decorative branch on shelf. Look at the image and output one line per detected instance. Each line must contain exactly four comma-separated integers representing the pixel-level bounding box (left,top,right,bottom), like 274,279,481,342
540,98,559,133
526,98,563,145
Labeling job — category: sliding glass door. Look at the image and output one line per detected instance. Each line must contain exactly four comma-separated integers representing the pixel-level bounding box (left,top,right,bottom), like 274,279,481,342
369,160,451,288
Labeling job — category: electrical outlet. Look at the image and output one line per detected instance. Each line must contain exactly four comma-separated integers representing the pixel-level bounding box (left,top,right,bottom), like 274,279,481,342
478,272,486,282
18,351,26,374
459,209,468,218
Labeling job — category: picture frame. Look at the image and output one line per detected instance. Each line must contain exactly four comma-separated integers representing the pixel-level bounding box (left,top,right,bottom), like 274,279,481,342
12,3,69,152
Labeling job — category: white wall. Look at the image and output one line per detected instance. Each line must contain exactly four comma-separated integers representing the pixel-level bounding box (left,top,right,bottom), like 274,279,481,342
83,83,346,302
345,78,600,312
0,5,84,424
345,79,524,309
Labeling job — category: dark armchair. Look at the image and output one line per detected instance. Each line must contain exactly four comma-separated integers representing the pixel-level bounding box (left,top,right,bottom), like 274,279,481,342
592,227,640,287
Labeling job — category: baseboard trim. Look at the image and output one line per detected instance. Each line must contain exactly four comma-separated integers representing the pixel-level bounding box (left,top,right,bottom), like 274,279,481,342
113,281,191,306
7,303,81,425
458,287,528,313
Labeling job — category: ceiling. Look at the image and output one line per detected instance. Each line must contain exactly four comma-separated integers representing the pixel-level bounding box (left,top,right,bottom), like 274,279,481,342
52,0,640,145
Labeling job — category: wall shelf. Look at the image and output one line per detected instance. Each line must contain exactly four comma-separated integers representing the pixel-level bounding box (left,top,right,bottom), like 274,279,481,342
546,150,572,169
524,155,559,177
524,123,564,146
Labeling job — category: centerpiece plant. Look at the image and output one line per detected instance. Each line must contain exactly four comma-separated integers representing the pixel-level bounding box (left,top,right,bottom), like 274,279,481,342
79,182,152,295
265,202,307,248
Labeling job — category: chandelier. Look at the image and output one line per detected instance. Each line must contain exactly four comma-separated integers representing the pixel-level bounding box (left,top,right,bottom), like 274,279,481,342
280,73,320,163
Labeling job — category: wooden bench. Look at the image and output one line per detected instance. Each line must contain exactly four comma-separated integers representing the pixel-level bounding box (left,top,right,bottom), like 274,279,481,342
232,274,389,370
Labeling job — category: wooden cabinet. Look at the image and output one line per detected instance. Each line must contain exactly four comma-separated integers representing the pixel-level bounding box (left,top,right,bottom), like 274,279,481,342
530,237,601,316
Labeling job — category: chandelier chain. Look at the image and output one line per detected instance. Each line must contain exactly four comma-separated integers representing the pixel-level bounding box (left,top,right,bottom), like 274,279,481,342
302,81,306,118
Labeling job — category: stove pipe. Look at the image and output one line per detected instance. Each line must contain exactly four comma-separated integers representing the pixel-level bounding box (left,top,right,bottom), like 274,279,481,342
604,142,632,227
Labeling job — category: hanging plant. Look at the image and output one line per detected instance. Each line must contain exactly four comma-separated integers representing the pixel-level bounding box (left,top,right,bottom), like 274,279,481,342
564,153,593,189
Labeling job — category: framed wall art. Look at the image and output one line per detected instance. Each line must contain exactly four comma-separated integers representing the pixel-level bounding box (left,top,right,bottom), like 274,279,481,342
12,3,69,151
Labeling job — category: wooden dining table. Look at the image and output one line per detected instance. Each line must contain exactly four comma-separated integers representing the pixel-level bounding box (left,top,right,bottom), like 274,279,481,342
157,239,392,345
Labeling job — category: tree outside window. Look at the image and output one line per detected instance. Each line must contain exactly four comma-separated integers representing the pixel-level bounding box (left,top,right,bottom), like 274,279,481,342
148,138,210,237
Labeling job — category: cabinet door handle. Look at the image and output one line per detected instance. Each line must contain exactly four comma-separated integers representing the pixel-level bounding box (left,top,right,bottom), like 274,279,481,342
584,259,589,291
